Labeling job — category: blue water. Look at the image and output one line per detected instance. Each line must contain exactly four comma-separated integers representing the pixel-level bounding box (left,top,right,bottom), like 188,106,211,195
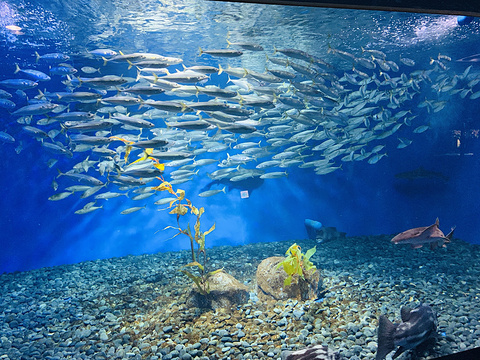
1,0,480,274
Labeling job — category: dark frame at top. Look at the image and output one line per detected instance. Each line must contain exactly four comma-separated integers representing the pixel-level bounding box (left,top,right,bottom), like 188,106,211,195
210,0,480,17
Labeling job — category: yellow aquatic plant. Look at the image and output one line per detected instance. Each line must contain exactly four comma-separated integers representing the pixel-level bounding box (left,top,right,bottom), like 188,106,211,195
153,177,217,294
276,243,316,286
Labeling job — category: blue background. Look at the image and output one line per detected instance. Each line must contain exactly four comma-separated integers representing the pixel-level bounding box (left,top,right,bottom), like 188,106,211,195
0,0,479,273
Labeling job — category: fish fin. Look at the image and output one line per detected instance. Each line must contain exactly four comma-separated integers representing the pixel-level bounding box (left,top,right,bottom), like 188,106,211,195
400,306,412,322
376,315,396,360
446,226,456,242
392,346,406,360
420,222,438,237
411,244,423,249
430,242,439,250
435,217,439,226
135,69,142,82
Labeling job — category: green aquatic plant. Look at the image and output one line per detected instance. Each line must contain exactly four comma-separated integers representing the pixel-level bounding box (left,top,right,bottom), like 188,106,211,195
153,178,219,295
276,243,317,286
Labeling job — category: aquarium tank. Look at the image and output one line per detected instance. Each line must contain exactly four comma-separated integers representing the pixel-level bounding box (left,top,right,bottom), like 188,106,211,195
0,0,479,359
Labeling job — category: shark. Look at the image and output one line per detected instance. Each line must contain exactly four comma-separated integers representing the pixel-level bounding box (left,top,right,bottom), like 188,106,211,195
395,166,449,182
391,218,455,249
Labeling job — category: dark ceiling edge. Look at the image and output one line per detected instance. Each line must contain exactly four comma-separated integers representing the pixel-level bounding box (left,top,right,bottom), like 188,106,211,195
209,0,480,17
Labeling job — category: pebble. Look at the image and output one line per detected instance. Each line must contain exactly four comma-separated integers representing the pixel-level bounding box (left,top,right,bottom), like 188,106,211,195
163,326,173,333
99,329,108,341
0,236,478,360
292,309,304,319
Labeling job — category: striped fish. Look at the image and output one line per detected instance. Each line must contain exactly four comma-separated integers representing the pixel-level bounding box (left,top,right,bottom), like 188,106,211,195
376,304,437,360
281,345,343,360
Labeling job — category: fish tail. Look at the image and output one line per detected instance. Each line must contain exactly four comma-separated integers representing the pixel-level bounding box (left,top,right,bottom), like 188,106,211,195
14,63,21,74
238,93,245,106
226,39,232,48
218,64,223,75
446,226,456,243
199,47,203,56
376,315,396,360
35,51,40,63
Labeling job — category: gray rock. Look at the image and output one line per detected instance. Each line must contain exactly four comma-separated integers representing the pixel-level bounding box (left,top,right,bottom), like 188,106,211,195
186,270,249,309
292,309,305,319
163,326,173,333
105,312,117,322
99,329,108,341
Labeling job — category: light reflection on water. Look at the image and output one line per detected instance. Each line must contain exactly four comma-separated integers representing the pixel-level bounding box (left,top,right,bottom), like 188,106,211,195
1,0,479,62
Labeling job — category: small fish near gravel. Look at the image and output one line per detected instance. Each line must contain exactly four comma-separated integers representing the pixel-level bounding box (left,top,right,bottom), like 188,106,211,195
281,345,343,360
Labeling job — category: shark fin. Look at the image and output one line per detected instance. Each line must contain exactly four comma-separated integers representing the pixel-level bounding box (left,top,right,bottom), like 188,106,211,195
376,315,396,360
400,307,412,322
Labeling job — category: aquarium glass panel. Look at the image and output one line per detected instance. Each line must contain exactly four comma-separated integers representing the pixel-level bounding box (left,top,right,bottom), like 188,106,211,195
0,1,479,359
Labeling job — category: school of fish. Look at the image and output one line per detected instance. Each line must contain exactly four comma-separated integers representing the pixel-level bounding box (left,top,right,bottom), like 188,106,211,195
0,40,478,215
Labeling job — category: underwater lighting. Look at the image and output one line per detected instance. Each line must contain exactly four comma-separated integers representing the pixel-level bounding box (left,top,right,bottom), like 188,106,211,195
0,1,17,27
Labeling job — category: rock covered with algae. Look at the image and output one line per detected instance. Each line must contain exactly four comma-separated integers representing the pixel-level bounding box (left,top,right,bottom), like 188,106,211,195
256,256,320,301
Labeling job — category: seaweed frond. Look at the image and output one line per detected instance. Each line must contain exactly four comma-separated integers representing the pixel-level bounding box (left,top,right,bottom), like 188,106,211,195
276,243,316,286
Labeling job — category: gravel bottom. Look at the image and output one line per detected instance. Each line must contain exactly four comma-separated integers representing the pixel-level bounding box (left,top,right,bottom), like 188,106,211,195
1,234,479,360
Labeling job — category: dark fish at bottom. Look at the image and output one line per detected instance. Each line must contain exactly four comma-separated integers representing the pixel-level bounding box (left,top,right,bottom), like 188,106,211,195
376,304,437,360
